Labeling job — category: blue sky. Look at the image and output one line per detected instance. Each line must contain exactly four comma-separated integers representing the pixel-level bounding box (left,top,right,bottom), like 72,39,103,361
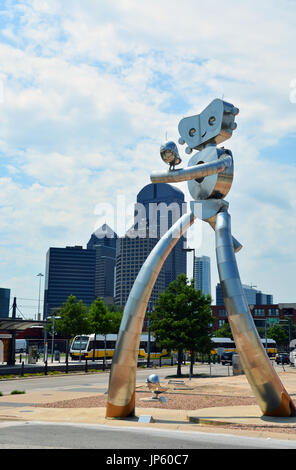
0,0,296,317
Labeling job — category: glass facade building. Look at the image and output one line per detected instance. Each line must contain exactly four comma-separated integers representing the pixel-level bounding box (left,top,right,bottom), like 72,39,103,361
137,183,187,288
87,224,117,304
44,224,118,317
193,256,211,298
0,288,10,318
43,246,96,318
216,283,273,306
115,236,166,311
115,183,187,309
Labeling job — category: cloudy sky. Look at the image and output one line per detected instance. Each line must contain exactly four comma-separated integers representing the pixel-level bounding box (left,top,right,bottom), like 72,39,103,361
0,0,296,318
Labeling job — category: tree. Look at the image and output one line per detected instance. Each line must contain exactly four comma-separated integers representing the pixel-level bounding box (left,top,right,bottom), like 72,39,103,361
54,295,89,339
53,295,89,360
87,297,122,363
267,324,289,348
215,322,233,339
149,274,213,377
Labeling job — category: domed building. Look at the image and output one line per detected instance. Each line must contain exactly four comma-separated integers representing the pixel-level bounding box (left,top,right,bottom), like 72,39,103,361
115,183,187,309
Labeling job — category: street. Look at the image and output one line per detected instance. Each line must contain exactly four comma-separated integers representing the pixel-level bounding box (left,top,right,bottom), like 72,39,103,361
1,421,296,449
1,364,295,450
0,362,288,395
0,365,178,395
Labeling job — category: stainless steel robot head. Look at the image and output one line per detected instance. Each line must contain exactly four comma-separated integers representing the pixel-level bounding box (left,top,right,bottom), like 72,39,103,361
178,99,239,154
160,141,182,169
147,374,160,391
147,374,167,395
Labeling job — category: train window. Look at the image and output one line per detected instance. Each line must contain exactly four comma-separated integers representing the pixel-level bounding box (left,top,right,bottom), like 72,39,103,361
71,337,89,350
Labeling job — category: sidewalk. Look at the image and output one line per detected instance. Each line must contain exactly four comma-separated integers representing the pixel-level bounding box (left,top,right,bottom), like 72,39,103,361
1,369,296,440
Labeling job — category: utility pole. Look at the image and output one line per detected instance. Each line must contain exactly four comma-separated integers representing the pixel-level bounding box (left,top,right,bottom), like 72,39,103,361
8,297,17,366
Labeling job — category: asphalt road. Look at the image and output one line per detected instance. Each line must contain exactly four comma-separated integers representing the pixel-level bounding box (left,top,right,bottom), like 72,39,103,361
0,364,234,395
1,421,296,450
0,366,176,395
1,366,296,450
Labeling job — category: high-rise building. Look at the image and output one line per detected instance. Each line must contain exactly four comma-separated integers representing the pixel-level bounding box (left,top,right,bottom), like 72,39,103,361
44,224,118,317
136,183,187,289
216,283,273,306
44,246,96,317
87,224,117,304
115,183,187,309
0,288,10,318
87,223,117,250
256,292,274,305
115,236,166,311
193,256,211,298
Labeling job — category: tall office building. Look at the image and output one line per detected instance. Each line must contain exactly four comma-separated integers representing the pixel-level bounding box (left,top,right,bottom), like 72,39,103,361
216,283,273,306
115,236,166,311
193,256,211,298
0,288,10,318
44,224,118,317
44,246,96,317
256,292,273,305
115,183,187,309
136,183,187,288
87,224,117,304
87,223,117,250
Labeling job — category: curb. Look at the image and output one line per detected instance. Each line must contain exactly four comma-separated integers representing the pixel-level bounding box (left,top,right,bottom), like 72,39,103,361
187,416,234,427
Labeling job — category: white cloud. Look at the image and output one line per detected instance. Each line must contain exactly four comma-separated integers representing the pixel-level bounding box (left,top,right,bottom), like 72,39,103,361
0,0,296,314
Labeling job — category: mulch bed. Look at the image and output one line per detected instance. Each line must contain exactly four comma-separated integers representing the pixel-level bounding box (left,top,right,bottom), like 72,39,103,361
34,391,296,435
35,391,256,410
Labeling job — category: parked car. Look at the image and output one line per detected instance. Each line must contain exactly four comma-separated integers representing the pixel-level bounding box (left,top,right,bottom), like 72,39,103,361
275,353,290,365
221,351,234,365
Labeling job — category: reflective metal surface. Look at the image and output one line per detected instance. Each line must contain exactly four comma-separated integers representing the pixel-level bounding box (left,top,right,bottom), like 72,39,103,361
187,147,233,201
147,374,160,387
160,141,182,169
107,97,296,419
151,153,232,185
215,209,296,417
106,212,195,418
190,200,242,253
147,374,167,399
178,99,239,154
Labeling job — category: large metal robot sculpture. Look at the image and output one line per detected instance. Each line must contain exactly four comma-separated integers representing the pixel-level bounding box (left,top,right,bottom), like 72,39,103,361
106,99,296,418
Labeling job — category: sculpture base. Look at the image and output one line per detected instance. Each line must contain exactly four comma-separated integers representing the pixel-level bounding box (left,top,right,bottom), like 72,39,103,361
105,392,135,419
263,392,296,418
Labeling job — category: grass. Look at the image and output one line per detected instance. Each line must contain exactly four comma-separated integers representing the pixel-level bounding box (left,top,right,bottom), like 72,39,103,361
0,368,106,380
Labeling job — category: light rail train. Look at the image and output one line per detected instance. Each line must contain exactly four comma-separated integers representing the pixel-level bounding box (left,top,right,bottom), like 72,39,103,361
210,337,277,357
70,334,277,360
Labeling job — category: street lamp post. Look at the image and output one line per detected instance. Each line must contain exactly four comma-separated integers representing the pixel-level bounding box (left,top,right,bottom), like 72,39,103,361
37,273,44,321
147,318,151,368
182,246,196,380
50,315,61,363
182,246,195,283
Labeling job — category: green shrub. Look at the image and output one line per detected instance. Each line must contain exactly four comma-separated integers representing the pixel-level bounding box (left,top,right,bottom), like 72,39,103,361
10,390,26,395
